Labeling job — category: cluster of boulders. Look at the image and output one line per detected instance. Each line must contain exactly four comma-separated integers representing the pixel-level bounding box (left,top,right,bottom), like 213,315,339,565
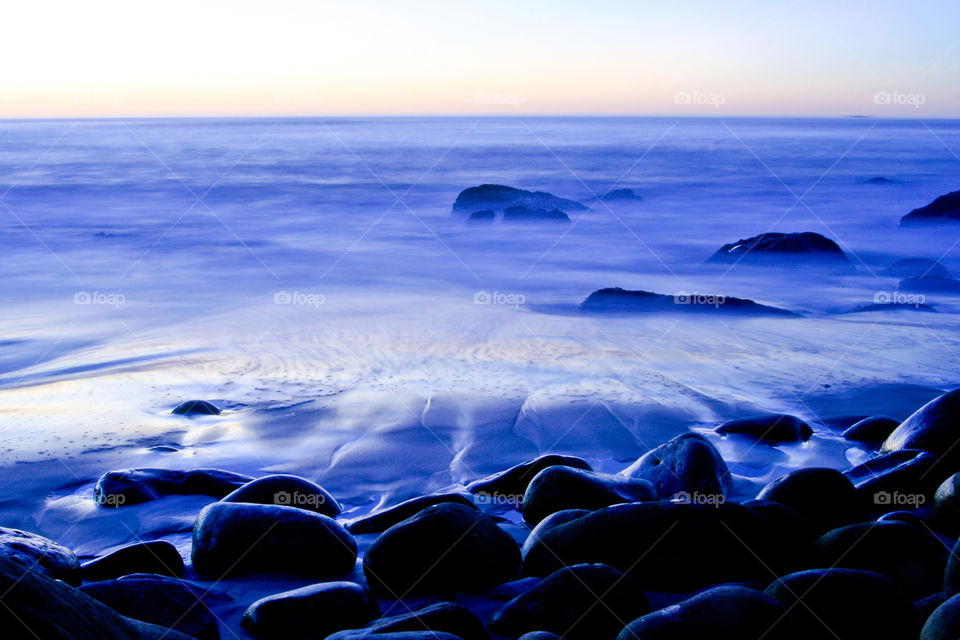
10,389,960,638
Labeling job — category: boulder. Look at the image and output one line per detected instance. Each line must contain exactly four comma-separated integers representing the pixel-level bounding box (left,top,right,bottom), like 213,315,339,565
242,581,380,640
617,585,789,640
882,258,950,278
82,540,184,581
95,468,253,507
579,287,796,316
192,502,357,579
899,276,960,294
922,593,960,640
502,206,570,223
0,555,194,640
172,400,221,415
466,210,495,225
619,432,733,500
518,634,561,640
843,449,937,512
522,502,792,592
883,389,960,480
222,474,341,517
452,184,585,214
0,526,81,585
468,454,592,502
812,521,948,599
363,503,520,597
707,231,853,271
943,537,960,595
901,189,960,226
934,472,960,535
347,493,477,535
327,602,488,640
742,499,817,556
521,466,656,525
489,563,650,640
81,574,220,640
756,467,863,534
842,416,901,444
764,568,918,639
522,509,590,556
715,414,813,443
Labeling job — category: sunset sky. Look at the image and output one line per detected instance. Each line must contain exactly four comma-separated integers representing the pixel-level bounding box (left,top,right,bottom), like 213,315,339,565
3,0,958,117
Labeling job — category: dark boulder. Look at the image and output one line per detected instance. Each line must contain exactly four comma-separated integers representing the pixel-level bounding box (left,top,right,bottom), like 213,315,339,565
327,602,488,640
764,568,918,640
934,472,960,536
619,432,732,500
707,231,853,270
192,502,356,579
489,563,650,640
518,634,561,640
742,499,817,554
922,593,960,640
222,474,342,517
172,400,221,415
502,206,570,223
842,416,901,444
468,454,592,502
241,581,380,640
883,389,960,480
579,287,796,316
95,468,252,507
756,467,863,534
363,503,520,597
812,521,948,599
843,449,937,512
452,184,585,214
522,502,792,592
943,537,960,595
347,493,477,535
901,189,960,226
81,574,220,640
82,540,184,581
883,258,950,278
617,585,789,640
0,526,81,585
522,509,590,556
466,210,495,225
715,413,813,443
521,466,656,525
594,188,642,202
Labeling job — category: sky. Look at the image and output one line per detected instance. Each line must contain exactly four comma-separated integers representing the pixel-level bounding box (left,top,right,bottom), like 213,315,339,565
2,0,958,118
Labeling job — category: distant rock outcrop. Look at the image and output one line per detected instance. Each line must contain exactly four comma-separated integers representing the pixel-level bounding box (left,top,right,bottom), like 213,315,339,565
453,184,584,214
502,206,570,223
592,188,642,202
707,232,852,270
580,287,796,316
901,189,960,226
466,209,495,225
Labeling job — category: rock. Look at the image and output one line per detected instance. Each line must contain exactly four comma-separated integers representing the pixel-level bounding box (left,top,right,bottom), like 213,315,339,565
347,493,477,535
594,188,642,202
756,467,863,534
327,633,462,640
0,555,194,640
619,432,732,500
327,602,488,640
883,258,950,278
901,189,960,226
764,568,918,640
80,574,220,640
879,510,929,527
489,563,650,640
501,206,570,223
522,502,792,593
943,537,960,595
241,581,380,640
172,400,221,415
518,634,561,640
363,503,520,597
521,466,657,525
899,275,960,294
843,449,937,512
82,540,184,581
95,468,253,507
0,526,81,585
934,472,960,535
865,176,901,185
846,302,937,313
521,509,590,556
452,184,585,214
883,389,960,480
617,585,789,640
222,474,342,517
812,521,948,599
842,416,901,444
922,593,960,639
917,591,948,622
707,231,853,271
579,287,796,316
742,499,817,554
192,502,357,579
466,209,495,225
715,413,813,443
468,454,592,503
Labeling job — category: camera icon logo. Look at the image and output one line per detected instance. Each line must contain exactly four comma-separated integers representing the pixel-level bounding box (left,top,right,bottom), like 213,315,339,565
274,491,292,505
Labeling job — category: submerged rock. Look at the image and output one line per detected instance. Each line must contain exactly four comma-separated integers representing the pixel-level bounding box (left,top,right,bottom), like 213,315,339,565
593,188,642,202
865,176,901,185
192,502,357,579
619,432,733,499
715,413,813,443
363,503,521,597
327,602,489,640
82,540,184,581
707,231,853,270
172,400,221,415
222,474,342,517
489,563,650,640
756,467,863,534
95,468,253,507
452,184,585,214
842,416,901,444
242,582,380,640
883,389,960,479
466,209,495,225
521,466,657,525
468,454,592,503
846,302,937,313
347,493,477,535
883,258,950,278
579,287,796,316
502,206,570,223
901,189,960,226
0,526,81,585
